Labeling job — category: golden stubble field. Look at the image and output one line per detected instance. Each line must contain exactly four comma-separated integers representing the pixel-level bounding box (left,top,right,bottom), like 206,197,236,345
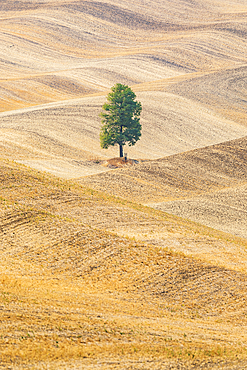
80,136,247,240
1,0,247,176
0,160,247,369
0,0,247,369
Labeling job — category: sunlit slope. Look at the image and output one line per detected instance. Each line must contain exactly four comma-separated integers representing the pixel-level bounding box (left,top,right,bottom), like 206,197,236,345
1,1,247,368
0,159,247,368
0,0,184,111
0,91,247,178
1,0,247,173
1,156,247,272
0,0,247,112
79,136,247,239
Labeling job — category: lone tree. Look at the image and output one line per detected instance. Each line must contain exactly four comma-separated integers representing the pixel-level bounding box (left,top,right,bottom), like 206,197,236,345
100,83,142,158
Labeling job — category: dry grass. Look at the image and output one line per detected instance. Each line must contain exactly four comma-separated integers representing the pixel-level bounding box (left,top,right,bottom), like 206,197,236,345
1,0,247,368
1,89,246,180
0,0,247,178
79,136,247,238
0,159,247,368
79,136,247,202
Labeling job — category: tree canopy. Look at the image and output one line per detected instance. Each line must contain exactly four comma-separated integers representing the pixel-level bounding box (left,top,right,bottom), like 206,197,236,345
100,83,142,158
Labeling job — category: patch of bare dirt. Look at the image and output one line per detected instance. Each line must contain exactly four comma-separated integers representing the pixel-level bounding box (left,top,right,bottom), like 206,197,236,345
101,157,139,169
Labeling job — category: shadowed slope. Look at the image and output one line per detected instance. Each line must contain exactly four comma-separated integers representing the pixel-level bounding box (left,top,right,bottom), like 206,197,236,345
79,136,247,238
168,65,247,126
79,136,247,202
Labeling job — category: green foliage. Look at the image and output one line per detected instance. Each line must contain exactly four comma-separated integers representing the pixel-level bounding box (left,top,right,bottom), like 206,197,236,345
100,83,142,156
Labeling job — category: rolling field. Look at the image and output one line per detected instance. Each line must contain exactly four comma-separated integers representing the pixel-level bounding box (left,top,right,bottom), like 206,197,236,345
1,91,247,178
1,0,247,177
1,0,247,369
80,136,247,239
1,160,247,369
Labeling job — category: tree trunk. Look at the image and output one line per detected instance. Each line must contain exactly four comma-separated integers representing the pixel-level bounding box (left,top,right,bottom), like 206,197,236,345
119,144,123,158
119,125,123,157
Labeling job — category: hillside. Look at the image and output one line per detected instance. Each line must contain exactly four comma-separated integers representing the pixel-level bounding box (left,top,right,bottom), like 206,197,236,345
1,0,247,179
0,159,247,369
1,0,247,369
1,92,247,179
79,136,247,238
168,65,247,126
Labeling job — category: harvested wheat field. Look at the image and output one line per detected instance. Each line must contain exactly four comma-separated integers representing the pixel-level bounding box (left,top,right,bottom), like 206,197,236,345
1,0,247,177
1,91,247,178
1,160,247,370
80,136,247,239
1,0,247,369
